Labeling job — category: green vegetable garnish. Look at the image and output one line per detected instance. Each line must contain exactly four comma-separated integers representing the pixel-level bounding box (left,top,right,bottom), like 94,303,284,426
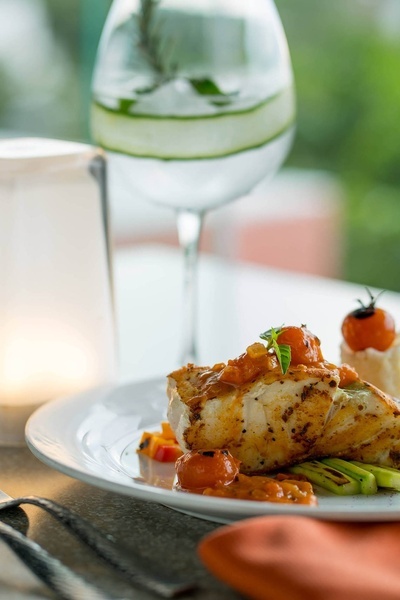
289,461,361,496
350,462,400,491
260,326,291,375
289,458,400,496
321,457,378,495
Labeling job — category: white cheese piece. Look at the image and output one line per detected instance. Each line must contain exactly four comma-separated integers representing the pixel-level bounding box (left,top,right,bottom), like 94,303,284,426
340,336,400,399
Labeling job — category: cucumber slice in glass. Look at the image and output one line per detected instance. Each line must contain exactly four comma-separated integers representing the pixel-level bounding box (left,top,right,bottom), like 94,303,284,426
91,87,295,160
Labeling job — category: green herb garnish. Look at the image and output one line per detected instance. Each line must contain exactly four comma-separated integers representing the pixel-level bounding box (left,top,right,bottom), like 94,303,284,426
135,0,176,85
119,98,138,113
260,326,291,374
133,1,236,102
189,77,238,106
188,77,229,96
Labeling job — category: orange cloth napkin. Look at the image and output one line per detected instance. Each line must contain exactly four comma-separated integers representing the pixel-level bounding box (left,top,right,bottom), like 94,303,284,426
198,516,400,600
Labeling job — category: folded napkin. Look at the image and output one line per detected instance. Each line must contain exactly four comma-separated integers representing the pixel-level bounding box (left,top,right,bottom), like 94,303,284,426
198,516,400,600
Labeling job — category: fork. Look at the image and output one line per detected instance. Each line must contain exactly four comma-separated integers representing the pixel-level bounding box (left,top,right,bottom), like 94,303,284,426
0,490,195,598
0,519,119,599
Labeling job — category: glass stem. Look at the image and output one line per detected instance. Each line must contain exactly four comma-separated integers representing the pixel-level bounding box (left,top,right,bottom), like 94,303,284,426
176,209,205,366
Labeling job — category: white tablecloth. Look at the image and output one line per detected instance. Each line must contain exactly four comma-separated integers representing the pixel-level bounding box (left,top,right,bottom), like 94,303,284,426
114,244,400,382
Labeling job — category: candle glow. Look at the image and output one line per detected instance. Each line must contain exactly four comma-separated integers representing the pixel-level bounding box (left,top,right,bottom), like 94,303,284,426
0,319,98,406
0,138,116,445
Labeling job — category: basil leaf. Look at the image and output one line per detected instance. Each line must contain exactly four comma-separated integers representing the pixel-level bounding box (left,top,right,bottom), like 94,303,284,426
276,343,291,375
260,327,282,342
259,326,291,375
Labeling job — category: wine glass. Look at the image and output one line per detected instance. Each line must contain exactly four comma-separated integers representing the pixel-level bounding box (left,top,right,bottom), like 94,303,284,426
91,0,295,366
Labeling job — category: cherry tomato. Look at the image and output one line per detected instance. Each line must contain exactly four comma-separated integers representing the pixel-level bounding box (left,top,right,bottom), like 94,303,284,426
276,325,324,365
341,290,396,352
175,449,241,491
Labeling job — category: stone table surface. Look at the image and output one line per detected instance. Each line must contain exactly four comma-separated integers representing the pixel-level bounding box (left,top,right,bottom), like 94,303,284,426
0,446,240,599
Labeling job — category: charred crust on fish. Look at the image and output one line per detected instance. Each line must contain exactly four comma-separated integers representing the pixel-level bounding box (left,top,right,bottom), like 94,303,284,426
282,406,294,423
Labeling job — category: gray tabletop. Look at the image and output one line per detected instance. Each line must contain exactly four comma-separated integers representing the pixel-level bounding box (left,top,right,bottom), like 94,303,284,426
0,446,241,599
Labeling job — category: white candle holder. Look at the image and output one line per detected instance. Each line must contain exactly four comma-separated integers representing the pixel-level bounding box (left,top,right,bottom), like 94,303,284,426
0,138,116,445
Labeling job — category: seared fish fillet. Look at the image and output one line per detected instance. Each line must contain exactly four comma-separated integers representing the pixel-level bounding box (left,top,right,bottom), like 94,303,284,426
167,363,400,473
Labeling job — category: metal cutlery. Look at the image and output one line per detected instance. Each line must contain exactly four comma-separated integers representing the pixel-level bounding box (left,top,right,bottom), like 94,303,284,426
0,518,117,600
0,490,195,598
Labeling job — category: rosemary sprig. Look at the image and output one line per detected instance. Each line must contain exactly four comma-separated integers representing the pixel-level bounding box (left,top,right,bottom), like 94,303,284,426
133,0,234,102
135,0,176,84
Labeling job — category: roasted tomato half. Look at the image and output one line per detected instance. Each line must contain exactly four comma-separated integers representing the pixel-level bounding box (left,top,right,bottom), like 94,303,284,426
276,325,324,365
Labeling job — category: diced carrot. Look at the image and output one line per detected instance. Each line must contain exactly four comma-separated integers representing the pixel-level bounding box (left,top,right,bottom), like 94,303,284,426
148,435,175,459
137,431,153,456
161,421,177,440
137,422,182,461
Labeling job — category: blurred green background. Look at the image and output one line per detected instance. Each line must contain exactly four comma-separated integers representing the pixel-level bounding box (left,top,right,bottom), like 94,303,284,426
277,0,400,292
1,0,400,290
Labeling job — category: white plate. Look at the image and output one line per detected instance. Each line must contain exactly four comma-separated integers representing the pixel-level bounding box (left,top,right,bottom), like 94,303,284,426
26,377,400,524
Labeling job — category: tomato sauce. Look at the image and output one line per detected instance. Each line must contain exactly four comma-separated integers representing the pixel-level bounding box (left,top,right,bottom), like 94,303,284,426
338,363,359,387
217,327,326,388
175,449,318,506
202,473,317,505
